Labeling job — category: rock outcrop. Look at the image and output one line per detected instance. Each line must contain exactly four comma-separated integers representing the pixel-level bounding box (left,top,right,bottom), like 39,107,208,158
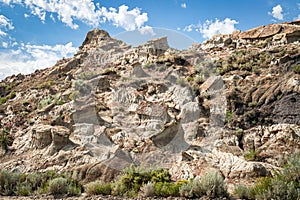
0,21,299,189
202,20,300,50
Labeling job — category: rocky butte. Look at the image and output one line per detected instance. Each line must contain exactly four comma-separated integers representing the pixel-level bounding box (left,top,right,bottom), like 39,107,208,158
0,20,299,198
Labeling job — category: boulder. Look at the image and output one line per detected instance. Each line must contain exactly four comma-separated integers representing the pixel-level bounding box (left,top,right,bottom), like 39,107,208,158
48,126,71,154
32,125,52,149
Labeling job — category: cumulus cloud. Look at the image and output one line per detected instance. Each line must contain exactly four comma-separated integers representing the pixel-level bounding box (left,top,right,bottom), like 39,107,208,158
0,42,77,79
183,18,238,39
139,25,155,35
269,5,284,20
101,5,149,31
0,1,152,33
199,18,238,39
181,3,187,9
9,0,102,29
0,14,14,36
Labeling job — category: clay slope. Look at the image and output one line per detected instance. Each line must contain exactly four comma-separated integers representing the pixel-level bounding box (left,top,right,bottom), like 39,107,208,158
0,21,299,191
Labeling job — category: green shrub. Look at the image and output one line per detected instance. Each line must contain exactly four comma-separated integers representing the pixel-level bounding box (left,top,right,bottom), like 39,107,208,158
67,183,82,196
234,184,255,199
235,153,300,200
176,77,187,86
293,63,300,74
186,76,194,82
194,75,205,84
244,150,259,161
179,173,227,199
199,171,228,198
69,91,80,101
48,177,68,195
179,180,194,198
16,182,32,196
37,96,52,109
0,130,10,149
0,170,21,195
0,170,81,196
85,181,111,195
0,91,16,105
0,96,8,105
78,71,96,80
248,101,257,107
72,79,90,94
38,81,53,89
26,173,42,192
5,84,12,91
111,181,127,196
142,62,151,68
111,181,137,197
120,165,171,193
55,100,65,105
8,91,16,99
154,182,180,197
139,182,155,197
226,110,232,122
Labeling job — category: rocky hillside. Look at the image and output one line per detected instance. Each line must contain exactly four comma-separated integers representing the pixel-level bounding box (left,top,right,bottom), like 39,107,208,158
0,21,299,194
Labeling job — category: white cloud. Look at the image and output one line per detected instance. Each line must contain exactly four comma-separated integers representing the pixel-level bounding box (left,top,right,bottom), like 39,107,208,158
269,5,284,20
0,42,77,80
181,3,186,9
296,4,300,20
183,24,196,32
50,13,55,22
200,18,238,39
139,25,155,35
2,42,8,48
15,0,101,29
0,30,6,36
0,0,12,4
101,5,149,31
0,1,152,33
0,14,14,36
182,18,238,39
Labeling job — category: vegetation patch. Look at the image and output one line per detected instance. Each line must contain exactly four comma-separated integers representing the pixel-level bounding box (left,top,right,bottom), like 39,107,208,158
244,150,260,161
0,170,82,196
234,153,300,200
0,91,16,105
293,63,300,74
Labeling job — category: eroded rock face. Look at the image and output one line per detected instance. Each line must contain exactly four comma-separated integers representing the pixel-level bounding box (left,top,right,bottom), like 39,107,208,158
138,37,169,56
202,20,300,50
47,126,72,155
31,125,73,155
0,21,299,187
32,125,52,149
239,24,282,39
243,124,300,166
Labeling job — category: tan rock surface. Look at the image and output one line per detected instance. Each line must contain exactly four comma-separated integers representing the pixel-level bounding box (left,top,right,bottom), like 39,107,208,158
0,21,299,190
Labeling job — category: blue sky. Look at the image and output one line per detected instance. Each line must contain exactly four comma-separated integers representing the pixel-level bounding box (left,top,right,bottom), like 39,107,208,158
0,0,299,79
